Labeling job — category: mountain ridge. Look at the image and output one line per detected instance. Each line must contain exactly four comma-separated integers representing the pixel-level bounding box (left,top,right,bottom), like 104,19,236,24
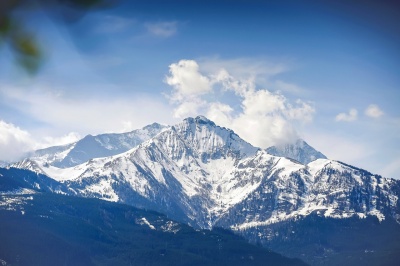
11,116,400,227
26,122,168,169
7,116,400,265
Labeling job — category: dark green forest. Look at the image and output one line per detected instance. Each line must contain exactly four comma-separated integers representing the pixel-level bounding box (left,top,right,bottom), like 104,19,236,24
0,192,305,266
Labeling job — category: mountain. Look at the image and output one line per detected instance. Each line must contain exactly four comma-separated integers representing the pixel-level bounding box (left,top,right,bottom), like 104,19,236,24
266,139,327,164
27,122,167,168
0,171,306,266
11,116,400,265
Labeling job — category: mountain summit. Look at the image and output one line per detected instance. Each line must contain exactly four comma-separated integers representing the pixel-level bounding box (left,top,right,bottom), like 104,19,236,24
266,139,327,164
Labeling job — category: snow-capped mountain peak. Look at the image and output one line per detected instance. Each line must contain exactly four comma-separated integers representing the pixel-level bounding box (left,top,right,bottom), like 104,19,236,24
266,138,327,164
172,116,258,161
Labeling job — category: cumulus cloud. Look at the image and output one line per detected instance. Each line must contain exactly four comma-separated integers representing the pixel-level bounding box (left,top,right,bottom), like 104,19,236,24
173,98,205,119
145,21,178,37
335,108,358,122
206,102,234,126
0,120,83,162
0,121,34,161
165,60,212,102
285,100,315,123
365,104,384,118
165,59,315,148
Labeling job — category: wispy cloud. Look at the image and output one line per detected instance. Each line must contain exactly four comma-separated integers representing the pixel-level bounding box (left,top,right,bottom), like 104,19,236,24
335,108,358,122
95,15,135,33
198,56,290,81
197,57,304,95
365,104,384,118
145,21,178,37
274,80,304,94
165,59,315,148
42,132,81,148
0,85,175,143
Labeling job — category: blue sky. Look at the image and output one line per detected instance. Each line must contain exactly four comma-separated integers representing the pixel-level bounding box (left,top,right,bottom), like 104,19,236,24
0,0,399,178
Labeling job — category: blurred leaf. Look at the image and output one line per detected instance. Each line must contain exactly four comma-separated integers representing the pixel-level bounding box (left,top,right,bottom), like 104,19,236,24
13,33,40,57
12,33,42,75
0,0,118,75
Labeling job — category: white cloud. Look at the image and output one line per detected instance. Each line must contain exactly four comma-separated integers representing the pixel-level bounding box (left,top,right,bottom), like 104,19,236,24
0,120,35,161
0,119,82,162
214,68,255,96
0,83,177,161
173,98,205,119
274,80,304,94
285,99,315,123
216,74,312,147
365,104,384,118
199,57,289,80
335,108,358,122
230,113,299,148
206,102,234,126
241,89,286,116
145,21,178,37
165,60,212,102
165,59,315,148
42,132,81,147
1,86,175,136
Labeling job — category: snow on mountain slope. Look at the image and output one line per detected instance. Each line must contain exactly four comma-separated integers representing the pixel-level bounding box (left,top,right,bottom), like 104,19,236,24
11,116,400,232
26,122,167,168
56,116,262,227
227,158,398,231
266,139,327,164
12,159,49,176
